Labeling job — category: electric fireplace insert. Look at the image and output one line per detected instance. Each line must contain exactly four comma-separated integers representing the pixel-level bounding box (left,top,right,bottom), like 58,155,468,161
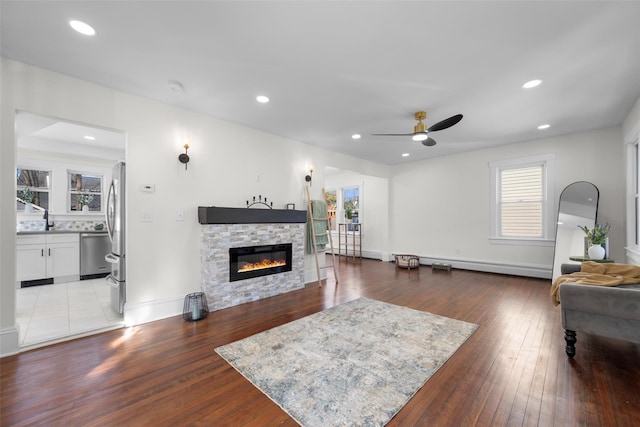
229,243,293,282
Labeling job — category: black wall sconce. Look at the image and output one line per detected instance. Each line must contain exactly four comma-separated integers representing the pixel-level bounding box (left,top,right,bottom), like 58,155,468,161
305,166,314,186
178,143,190,170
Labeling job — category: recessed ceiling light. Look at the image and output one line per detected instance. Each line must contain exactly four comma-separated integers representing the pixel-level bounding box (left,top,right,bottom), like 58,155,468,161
402,153,410,157
522,79,542,89
537,124,550,130
351,134,361,140
69,20,96,36
83,135,96,140
256,95,270,103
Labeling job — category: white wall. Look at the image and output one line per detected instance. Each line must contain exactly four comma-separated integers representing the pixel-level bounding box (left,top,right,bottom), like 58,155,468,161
389,126,625,278
0,59,387,356
325,170,390,260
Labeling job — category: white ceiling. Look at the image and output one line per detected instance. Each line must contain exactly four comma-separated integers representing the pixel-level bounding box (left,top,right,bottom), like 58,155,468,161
2,1,640,165
15,111,126,161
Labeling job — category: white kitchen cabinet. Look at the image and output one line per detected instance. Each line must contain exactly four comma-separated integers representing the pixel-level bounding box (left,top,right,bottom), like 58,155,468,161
16,233,80,284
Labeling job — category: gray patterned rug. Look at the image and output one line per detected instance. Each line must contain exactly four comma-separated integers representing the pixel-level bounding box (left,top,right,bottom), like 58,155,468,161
215,297,478,426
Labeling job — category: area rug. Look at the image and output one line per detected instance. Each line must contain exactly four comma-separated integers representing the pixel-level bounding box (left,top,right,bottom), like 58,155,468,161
215,297,478,427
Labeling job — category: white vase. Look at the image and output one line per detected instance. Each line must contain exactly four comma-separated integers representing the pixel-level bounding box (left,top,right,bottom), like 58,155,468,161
82,205,89,212
24,203,33,213
588,244,606,260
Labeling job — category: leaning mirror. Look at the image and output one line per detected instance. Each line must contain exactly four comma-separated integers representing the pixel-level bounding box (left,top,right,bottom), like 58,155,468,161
551,181,599,281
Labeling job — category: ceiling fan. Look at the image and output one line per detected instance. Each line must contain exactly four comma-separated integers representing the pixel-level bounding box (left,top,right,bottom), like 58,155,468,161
372,111,463,146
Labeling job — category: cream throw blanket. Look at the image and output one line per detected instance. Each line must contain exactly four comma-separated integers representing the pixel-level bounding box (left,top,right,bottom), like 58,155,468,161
550,261,640,305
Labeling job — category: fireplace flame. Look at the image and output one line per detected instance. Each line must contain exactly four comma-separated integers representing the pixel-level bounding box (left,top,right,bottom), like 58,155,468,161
238,259,286,273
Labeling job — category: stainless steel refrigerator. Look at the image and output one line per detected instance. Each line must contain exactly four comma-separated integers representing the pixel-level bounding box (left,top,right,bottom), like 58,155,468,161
105,161,126,314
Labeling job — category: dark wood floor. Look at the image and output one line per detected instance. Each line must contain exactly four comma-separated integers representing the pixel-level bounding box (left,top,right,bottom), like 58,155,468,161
2,258,639,426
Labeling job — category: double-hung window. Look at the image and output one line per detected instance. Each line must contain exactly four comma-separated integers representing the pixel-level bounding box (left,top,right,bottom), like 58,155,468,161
324,185,362,232
68,171,103,212
626,136,640,264
490,154,555,244
16,168,50,211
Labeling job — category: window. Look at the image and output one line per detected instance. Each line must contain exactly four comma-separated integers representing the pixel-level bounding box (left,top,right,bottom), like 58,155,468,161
325,185,362,231
68,171,103,212
16,168,50,211
343,186,360,228
634,143,639,246
325,190,337,231
490,154,554,244
624,134,640,265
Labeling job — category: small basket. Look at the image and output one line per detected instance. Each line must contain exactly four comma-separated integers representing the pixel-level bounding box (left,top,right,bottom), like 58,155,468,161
431,262,452,271
394,254,420,270
183,292,209,322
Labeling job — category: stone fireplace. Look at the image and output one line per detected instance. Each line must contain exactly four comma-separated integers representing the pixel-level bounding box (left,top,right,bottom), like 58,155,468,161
199,206,306,311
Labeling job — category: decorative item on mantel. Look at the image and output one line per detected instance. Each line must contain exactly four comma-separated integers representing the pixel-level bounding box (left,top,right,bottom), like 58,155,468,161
247,195,273,209
578,223,610,260
183,292,209,322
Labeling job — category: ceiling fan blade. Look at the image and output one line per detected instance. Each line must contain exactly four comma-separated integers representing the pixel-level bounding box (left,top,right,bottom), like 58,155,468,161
371,133,414,136
427,114,463,132
421,137,437,147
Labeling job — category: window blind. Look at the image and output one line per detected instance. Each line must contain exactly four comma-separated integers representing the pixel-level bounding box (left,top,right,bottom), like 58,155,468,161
499,165,543,237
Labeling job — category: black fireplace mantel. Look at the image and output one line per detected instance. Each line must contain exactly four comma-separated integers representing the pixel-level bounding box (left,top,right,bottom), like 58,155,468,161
198,206,307,224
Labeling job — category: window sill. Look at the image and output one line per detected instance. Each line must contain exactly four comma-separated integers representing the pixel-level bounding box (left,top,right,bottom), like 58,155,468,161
625,246,640,265
489,237,555,247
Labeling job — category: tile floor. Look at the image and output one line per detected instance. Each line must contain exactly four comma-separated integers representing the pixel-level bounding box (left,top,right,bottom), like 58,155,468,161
16,278,124,349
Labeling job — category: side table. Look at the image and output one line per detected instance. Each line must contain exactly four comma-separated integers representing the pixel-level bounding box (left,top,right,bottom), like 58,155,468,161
338,223,362,260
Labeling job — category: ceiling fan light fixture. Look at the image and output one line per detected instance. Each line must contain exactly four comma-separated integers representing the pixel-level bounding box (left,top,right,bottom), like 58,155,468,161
412,132,428,142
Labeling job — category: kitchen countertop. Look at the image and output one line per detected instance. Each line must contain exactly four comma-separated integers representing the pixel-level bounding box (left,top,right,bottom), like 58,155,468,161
17,230,108,235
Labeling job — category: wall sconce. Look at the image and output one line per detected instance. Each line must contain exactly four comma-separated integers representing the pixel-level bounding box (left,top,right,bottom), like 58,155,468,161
305,166,314,186
178,142,190,170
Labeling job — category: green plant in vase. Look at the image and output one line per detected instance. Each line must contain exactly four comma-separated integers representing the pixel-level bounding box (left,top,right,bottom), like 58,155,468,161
19,187,35,213
578,223,610,260
76,194,94,211
19,187,35,203
345,206,353,222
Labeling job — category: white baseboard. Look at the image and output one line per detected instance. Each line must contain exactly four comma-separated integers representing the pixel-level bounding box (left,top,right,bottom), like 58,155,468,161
410,255,552,279
0,326,20,358
123,296,184,326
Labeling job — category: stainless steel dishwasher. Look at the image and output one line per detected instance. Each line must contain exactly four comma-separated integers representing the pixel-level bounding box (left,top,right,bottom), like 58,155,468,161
80,233,111,280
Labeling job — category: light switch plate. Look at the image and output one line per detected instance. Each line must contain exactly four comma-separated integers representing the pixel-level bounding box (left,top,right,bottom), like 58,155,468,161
176,210,184,221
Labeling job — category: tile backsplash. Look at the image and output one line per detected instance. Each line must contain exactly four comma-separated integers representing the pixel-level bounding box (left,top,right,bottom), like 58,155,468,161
17,220,107,232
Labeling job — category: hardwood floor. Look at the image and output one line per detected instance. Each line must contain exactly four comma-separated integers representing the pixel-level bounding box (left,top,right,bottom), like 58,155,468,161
2,258,639,426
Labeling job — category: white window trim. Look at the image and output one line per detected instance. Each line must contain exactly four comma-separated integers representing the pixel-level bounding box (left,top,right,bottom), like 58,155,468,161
16,166,52,212
67,169,104,214
625,131,640,264
489,154,555,246
326,183,363,229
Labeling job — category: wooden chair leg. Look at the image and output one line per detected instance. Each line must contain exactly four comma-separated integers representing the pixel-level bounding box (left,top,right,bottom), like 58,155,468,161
564,329,577,359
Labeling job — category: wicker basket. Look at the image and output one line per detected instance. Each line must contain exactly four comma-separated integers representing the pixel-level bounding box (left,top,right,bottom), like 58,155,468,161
394,254,420,270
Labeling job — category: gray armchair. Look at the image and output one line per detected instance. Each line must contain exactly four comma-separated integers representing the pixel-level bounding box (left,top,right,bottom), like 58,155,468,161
559,283,640,358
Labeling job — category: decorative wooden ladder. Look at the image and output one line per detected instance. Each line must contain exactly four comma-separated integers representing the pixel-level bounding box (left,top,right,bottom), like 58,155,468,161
306,185,339,287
